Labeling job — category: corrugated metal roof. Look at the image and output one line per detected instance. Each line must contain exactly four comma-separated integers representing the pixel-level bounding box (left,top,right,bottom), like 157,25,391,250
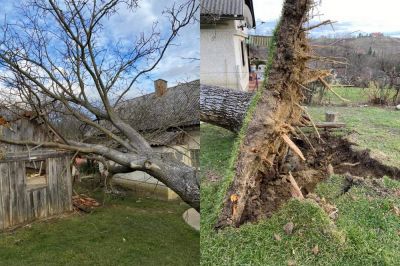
201,0,243,17
248,35,274,47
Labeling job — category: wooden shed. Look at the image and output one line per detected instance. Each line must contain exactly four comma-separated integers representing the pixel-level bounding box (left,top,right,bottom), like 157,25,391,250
0,112,72,230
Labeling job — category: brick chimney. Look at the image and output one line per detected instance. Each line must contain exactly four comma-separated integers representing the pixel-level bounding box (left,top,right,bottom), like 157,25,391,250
154,79,167,97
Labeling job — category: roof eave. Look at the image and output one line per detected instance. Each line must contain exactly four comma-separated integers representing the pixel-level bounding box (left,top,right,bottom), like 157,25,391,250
200,14,245,22
245,0,256,28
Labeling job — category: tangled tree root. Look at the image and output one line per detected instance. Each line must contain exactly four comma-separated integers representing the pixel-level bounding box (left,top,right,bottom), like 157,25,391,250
215,0,396,229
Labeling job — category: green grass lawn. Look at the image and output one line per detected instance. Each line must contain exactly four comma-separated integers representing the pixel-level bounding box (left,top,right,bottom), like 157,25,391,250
201,123,400,266
312,87,397,106
308,106,400,168
0,193,199,265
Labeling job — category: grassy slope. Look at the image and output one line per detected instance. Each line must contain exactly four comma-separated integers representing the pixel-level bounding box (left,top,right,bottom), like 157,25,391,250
0,194,199,265
201,124,400,266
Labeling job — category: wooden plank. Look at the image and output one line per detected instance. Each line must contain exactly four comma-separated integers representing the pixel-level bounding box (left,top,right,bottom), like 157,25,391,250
315,122,346,128
40,187,48,218
15,161,26,224
298,122,346,128
0,151,72,163
58,157,71,212
47,157,61,215
0,163,11,229
0,163,7,230
32,190,39,218
65,156,73,211
46,158,54,216
57,157,65,211
9,162,17,226
26,190,34,222
54,157,61,214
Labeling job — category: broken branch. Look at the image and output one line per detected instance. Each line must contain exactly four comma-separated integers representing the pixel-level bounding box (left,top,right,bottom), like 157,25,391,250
287,172,304,199
318,77,351,102
281,134,306,161
303,20,335,32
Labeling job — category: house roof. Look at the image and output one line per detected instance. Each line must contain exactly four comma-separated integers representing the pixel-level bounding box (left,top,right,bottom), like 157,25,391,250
144,131,184,147
201,0,243,17
118,80,200,132
201,0,256,27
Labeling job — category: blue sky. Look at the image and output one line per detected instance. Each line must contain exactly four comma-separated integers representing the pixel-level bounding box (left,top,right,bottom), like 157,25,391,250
0,0,199,97
252,0,400,37
99,0,199,95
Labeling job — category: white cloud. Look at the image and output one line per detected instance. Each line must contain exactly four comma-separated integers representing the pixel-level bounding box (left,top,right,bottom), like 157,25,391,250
252,0,400,36
252,0,284,22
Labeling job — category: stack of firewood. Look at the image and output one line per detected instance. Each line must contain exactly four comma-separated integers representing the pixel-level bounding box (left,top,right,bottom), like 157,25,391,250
72,194,101,212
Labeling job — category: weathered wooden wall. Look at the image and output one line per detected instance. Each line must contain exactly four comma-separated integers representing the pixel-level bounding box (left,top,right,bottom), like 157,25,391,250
0,155,72,230
0,119,50,153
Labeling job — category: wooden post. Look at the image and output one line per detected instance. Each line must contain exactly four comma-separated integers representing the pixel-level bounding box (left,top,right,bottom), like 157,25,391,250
325,111,337,122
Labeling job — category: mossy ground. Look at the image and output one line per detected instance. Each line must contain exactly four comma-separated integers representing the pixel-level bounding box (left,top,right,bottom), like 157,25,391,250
0,190,199,265
201,123,400,266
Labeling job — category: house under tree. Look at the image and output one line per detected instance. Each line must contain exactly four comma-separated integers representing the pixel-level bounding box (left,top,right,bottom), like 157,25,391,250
97,80,200,200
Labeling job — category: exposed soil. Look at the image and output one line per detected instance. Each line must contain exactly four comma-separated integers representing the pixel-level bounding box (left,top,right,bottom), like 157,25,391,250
236,132,400,225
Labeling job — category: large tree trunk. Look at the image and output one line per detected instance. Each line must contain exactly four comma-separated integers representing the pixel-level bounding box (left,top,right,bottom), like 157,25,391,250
86,152,200,212
200,85,253,132
216,0,318,228
140,155,200,211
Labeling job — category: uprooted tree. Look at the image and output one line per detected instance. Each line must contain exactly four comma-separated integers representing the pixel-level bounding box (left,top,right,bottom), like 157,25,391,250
0,0,200,211
212,0,336,228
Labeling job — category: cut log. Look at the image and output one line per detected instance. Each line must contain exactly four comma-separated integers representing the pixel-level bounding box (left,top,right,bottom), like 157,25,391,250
200,85,253,132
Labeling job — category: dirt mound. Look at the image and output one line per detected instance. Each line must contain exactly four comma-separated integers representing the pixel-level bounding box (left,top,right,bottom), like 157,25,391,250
309,133,399,179
232,132,400,226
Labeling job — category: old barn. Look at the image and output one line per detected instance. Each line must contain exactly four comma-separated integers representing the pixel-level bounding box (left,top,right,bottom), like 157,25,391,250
0,112,72,230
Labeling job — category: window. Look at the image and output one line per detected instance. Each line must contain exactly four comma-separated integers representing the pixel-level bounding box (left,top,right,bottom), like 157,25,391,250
241,41,246,66
26,160,47,188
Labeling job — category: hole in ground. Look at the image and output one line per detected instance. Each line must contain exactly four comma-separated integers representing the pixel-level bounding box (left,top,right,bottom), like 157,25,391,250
239,133,399,225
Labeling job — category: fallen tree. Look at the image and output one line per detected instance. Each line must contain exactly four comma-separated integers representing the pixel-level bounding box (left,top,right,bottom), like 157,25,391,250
0,0,200,211
200,85,346,132
200,84,253,132
215,0,334,228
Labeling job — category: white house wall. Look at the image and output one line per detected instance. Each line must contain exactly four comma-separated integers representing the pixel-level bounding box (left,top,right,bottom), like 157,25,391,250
201,20,249,91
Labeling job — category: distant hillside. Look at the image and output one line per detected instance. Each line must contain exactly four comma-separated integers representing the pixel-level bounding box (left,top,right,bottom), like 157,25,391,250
250,36,400,62
311,36,400,56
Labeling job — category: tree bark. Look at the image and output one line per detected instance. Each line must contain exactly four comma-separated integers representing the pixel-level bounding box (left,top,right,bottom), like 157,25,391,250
216,0,317,228
137,155,200,211
200,85,253,132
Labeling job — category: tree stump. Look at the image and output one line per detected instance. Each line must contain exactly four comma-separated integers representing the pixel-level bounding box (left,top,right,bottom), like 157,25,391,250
325,112,337,122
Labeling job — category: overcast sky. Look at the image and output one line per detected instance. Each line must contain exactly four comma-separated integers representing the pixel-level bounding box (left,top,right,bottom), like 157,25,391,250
0,0,199,97
252,0,400,37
